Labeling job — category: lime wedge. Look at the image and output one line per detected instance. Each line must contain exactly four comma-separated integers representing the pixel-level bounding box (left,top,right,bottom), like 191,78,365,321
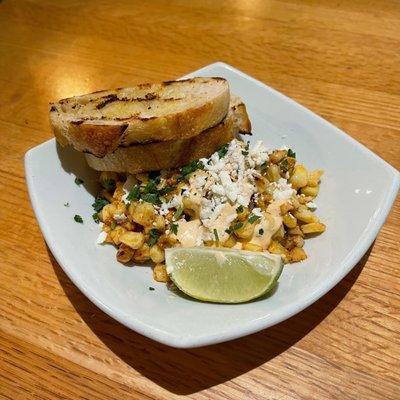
165,248,283,303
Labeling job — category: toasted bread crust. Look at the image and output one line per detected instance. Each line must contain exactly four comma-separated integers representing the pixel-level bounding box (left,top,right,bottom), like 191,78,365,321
85,98,251,173
50,77,230,157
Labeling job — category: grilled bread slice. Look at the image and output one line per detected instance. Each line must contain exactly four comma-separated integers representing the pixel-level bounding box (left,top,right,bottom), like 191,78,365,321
85,96,251,174
50,77,230,157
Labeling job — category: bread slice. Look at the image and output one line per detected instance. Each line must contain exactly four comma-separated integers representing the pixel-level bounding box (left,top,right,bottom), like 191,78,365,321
85,96,251,174
50,77,230,157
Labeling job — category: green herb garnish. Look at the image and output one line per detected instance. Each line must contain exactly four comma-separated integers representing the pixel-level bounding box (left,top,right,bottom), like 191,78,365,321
248,214,261,224
170,223,178,235
74,214,83,223
259,228,264,235
149,287,155,291
287,149,296,158
178,160,204,181
217,143,229,158
233,222,244,230
158,185,175,196
226,221,244,234
236,205,244,213
102,178,116,192
241,150,249,156
64,202,69,207
110,221,117,229
174,206,184,220
149,229,160,246
279,158,289,173
213,229,219,242
74,177,84,186
127,185,141,201
144,179,158,193
92,197,109,212
92,212,100,223
141,193,161,205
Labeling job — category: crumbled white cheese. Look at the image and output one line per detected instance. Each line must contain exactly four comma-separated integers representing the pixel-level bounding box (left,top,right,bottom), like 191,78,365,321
270,178,296,201
159,195,182,216
252,207,263,217
121,175,137,203
306,201,317,210
113,213,127,222
96,231,107,245
151,139,298,242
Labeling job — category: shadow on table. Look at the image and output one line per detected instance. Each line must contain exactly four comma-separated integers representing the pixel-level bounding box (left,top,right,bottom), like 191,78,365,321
49,246,371,396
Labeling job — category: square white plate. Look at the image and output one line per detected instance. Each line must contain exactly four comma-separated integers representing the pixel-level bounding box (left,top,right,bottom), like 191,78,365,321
25,62,399,348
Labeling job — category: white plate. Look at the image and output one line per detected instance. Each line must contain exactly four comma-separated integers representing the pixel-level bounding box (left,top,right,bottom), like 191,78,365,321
25,62,399,348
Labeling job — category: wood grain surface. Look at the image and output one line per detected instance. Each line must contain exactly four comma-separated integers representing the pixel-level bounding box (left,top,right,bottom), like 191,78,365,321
0,1,399,399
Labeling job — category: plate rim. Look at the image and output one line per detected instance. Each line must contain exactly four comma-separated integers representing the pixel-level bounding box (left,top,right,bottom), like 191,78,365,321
25,62,400,348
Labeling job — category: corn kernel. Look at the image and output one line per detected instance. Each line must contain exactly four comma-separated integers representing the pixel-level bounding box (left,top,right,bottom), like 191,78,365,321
149,244,165,263
301,222,326,234
289,165,308,189
242,242,263,252
282,213,297,228
307,169,324,187
289,247,307,262
153,264,168,282
301,185,319,197
120,231,145,249
116,244,134,263
133,244,150,262
234,222,255,240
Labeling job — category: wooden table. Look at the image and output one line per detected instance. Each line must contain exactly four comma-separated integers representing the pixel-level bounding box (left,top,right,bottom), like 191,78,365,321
1,1,399,398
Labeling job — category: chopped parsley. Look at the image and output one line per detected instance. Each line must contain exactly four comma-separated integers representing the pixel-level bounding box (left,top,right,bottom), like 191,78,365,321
213,228,219,242
126,185,140,201
226,221,244,234
92,197,109,212
126,178,175,204
64,202,69,207
287,148,296,158
110,221,117,229
74,214,83,223
102,178,116,192
170,223,178,235
149,286,155,291
279,158,289,173
158,185,175,196
74,177,84,186
248,214,261,224
174,206,184,220
217,143,229,158
236,205,244,213
259,228,264,235
144,179,158,193
149,229,160,246
177,160,204,181
141,193,161,205
92,212,100,223
233,222,244,230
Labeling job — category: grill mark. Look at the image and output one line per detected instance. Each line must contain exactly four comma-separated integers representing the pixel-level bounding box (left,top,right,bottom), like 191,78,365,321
71,119,85,125
120,123,129,135
96,94,119,109
163,78,191,85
